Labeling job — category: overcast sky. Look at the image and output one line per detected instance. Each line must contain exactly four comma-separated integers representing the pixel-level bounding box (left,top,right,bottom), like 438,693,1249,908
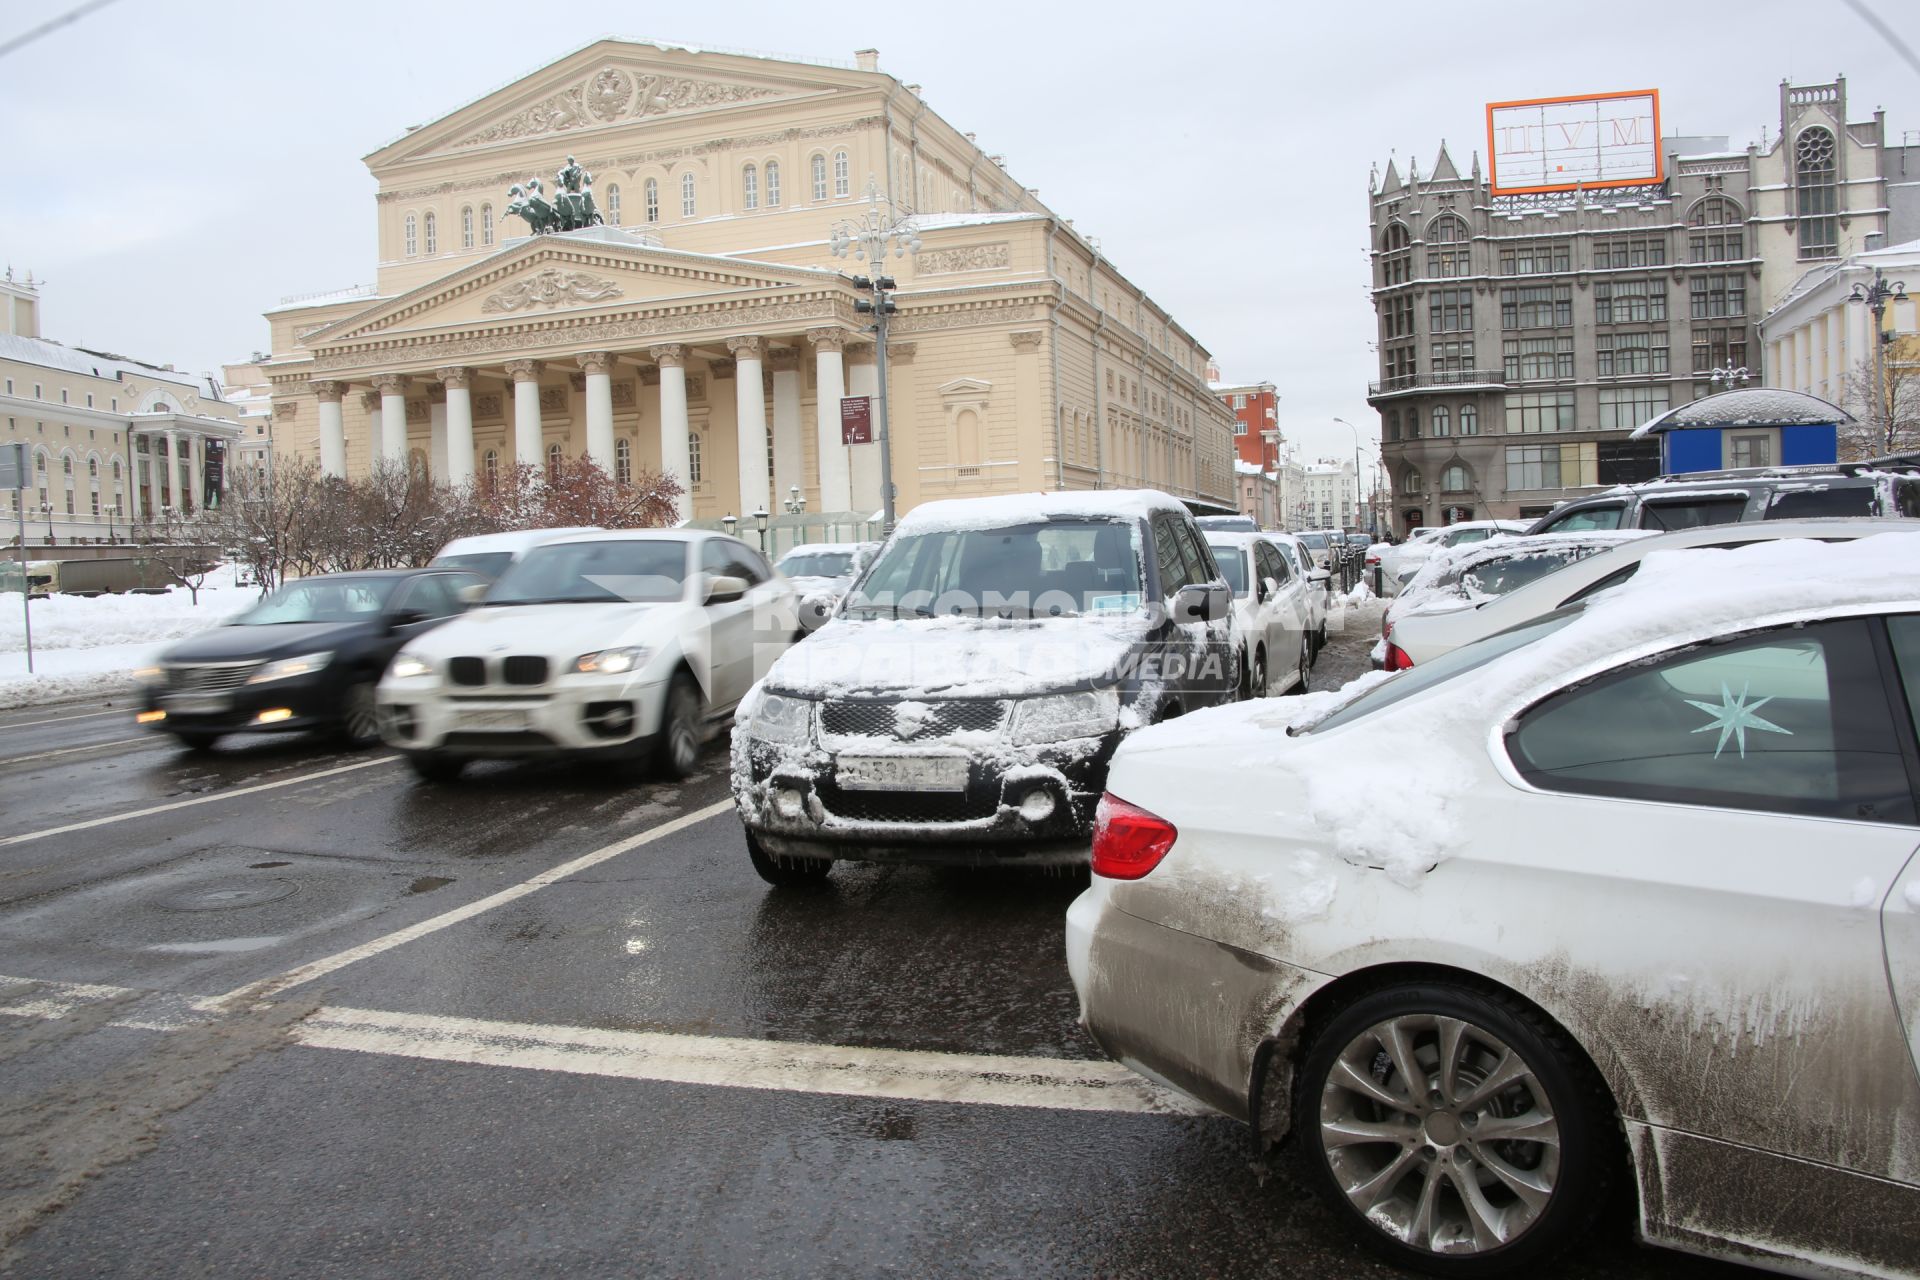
3,0,1915,465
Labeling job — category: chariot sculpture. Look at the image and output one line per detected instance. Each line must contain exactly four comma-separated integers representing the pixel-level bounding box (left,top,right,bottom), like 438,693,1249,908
507,155,602,235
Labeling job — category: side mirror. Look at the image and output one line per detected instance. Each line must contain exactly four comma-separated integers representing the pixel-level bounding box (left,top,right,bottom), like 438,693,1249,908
797,593,835,633
1261,576,1280,602
1170,583,1229,624
1207,582,1230,621
705,573,749,605
387,607,429,631
457,582,489,605
1309,568,1332,586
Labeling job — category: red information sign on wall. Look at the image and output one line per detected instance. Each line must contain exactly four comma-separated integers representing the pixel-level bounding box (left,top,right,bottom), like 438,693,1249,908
840,395,872,445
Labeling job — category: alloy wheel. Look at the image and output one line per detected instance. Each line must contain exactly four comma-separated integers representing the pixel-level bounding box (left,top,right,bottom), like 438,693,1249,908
342,683,379,746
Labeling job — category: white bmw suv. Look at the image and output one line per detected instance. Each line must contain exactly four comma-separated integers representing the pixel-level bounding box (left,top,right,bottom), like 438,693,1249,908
379,529,798,781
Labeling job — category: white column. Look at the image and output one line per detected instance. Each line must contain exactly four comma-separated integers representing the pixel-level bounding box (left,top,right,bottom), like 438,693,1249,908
846,341,881,515
437,367,474,486
163,429,180,510
1847,300,1871,399
809,328,851,512
652,345,691,523
505,360,544,474
312,381,347,478
361,391,383,476
184,433,200,510
373,374,409,467
770,347,803,505
729,335,769,517
580,351,616,471
428,391,448,480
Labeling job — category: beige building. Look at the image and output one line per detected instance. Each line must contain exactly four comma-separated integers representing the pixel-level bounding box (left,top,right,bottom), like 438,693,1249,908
261,40,1236,525
2,271,241,544
1760,237,1919,409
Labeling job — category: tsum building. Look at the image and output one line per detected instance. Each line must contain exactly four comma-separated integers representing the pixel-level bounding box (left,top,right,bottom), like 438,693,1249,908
262,40,1237,528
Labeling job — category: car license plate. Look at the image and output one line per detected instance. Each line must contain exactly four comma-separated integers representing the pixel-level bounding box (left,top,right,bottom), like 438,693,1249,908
835,754,968,792
458,709,529,732
162,693,230,715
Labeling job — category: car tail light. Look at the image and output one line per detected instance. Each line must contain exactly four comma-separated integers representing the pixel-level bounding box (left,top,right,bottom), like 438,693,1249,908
1381,615,1393,639
1091,793,1178,880
1383,642,1415,671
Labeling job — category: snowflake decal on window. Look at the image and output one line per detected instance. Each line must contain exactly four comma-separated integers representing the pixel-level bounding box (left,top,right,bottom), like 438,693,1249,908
1686,681,1792,759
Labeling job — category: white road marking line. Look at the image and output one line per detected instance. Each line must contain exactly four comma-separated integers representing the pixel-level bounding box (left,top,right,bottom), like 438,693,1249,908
215,798,736,1006
0,708,127,730
0,756,400,849
0,974,1203,1116
0,736,157,766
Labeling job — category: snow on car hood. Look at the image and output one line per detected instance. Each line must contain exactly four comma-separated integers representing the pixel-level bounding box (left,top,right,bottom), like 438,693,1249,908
767,613,1149,699
397,600,672,660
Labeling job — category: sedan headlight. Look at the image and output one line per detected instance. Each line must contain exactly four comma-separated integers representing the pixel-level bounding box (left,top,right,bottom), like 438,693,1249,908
750,693,815,745
1010,689,1120,745
132,664,165,686
573,646,650,675
247,650,334,684
388,654,434,680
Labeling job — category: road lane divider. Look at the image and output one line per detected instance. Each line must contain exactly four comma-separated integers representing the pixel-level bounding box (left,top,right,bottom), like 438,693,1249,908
0,756,401,849
0,736,160,767
0,708,129,730
216,798,736,1007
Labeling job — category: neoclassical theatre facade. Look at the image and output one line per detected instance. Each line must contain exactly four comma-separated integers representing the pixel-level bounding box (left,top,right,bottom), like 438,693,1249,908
262,40,1236,522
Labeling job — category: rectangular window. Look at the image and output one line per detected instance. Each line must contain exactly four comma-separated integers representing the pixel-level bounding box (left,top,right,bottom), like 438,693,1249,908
1691,326,1749,373
1592,236,1667,269
1503,336,1573,381
1505,443,1562,489
1497,241,1571,275
1500,285,1572,330
1728,432,1772,468
1429,341,1475,375
1596,331,1669,377
1688,274,1746,319
1428,288,1473,333
1505,391,1576,434
1594,280,1667,324
1689,230,1744,263
1596,386,1671,430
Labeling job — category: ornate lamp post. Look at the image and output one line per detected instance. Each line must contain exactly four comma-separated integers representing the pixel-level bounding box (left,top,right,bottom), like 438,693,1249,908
39,500,53,544
752,506,770,553
783,483,806,516
721,512,737,540
1708,361,1752,392
1850,268,1910,453
829,181,921,534
106,500,118,544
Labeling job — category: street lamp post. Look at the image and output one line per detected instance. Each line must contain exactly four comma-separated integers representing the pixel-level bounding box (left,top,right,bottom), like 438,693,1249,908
39,501,53,544
783,483,806,516
1850,267,1910,454
1331,417,1366,533
753,506,770,554
829,181,922,534
721,512,737,541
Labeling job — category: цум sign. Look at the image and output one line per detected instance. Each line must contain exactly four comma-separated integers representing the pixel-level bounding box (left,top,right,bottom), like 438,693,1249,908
1486,90,1662,197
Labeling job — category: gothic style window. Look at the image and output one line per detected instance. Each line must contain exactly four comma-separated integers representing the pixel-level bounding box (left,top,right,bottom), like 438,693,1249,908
812,154,828,201
404,213,417,256
833,150,850,197
1441,463,1470,492
1403,468,1424,495
607,184,621,225
615,437,632,485
688,431,703,484
1426,215,1471,278
423,212,437,254
1380,222,1412,286
1459,404,1479,436
644,178,659,223
461,206,474,249
743,164,759,210
546,443,563,483
765,161,781,207
1431,405,1451,437
481,204,494,246
1688,196,1745,262
1795,128,1838,260
682,172,697,218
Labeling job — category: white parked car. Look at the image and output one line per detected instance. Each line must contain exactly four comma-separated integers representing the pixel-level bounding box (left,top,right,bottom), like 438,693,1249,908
380,530,798,780
1265,531,1331,657
1375,520,1530,598
1205,532,1313,696
1069,532,1920,1278
776,540,882,627
429,526,603,581
1384,517,1920,669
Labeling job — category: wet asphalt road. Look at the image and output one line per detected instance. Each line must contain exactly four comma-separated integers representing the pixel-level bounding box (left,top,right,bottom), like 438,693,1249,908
0,605,1754,1279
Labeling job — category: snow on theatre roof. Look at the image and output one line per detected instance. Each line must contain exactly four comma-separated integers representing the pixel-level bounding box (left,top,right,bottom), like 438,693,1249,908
891,489,1189,535
1630,387,1854,439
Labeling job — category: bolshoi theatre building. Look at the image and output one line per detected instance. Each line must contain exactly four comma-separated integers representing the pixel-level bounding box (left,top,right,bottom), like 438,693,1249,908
262,40,1237,528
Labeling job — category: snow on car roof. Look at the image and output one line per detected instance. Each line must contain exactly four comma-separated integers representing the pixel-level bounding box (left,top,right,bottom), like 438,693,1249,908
891,489,1189,535
779,542,868,558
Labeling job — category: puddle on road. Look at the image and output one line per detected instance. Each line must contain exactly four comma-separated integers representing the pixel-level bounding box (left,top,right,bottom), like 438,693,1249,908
407,876,454,895
248,861,291,869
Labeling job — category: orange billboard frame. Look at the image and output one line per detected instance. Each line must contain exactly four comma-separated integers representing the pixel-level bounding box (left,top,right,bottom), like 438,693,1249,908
1485,89,1663,197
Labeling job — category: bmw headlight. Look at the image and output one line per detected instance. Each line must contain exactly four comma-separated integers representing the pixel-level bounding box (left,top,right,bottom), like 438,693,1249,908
573,646,650,675
247,650,334,684
388,654,434,680
750,693,815,745
1010,689,1120,745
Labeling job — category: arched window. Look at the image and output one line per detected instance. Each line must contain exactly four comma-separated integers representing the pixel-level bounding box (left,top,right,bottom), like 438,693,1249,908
1431,405,1450,437
743,164,759,210
1459,404,1479,436
687,431,703,485
644,178,659,223
1403,468,1423,495
765,160,781,207
833,149,850,198
545,442,563,483
404,212,418,256
1406,407,1421,438
63,454,73,476
811,154,828,202
424,211,437,254
681,172,697,218
483,449,498,491
1426,214,1470,277
1380,222,1412,286
481,203,494,246
615,437,632,485
461,206,474,249
607,184,621,225
1795,127,1838,260
1688,195,1744,263
1441,463,1470,492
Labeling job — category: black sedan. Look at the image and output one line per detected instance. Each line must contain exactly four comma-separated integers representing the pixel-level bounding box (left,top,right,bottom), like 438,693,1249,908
134,568,486,752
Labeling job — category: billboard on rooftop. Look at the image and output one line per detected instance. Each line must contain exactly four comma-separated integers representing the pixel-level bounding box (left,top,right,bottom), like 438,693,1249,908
1486,90,1662,197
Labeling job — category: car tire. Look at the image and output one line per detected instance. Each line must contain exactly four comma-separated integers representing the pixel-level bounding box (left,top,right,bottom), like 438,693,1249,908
654,671,703,779
335,679,380,748
746,831,833,887
1296,634,1312,694
407,752,465,783
173,731,221,753
1293,980,1614,1276
1250,646,1267,699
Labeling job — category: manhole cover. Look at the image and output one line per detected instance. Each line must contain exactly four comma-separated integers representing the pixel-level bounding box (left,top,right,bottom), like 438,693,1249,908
156,879,299,912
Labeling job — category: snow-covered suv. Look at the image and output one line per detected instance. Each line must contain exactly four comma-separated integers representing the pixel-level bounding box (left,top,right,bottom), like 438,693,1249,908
731,490,1234,884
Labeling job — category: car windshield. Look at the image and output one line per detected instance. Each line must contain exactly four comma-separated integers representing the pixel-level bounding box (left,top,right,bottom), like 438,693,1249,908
433,551,515,579
1301,608,1584,734
1426,545,1607,601
236,577,397,624
488,539,688,605
1206,543,1250,596
778,551,854,579
847,518,1140,618
1297,533,1328,549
